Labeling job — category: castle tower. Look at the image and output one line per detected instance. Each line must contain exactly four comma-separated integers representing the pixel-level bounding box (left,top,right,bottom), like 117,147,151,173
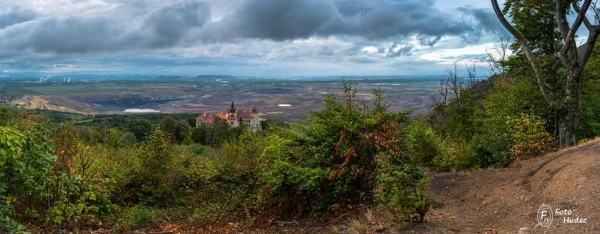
250,106,261,131
230,102,236,113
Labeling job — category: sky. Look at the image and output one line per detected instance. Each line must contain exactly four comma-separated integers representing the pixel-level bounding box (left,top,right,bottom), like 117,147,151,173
0,0,513,77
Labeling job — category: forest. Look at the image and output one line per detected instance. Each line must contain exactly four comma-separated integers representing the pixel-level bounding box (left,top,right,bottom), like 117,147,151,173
3,2,600,233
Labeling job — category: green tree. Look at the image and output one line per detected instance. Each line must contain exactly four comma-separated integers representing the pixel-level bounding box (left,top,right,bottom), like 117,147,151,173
191,127,206,144
135,128,174,206
492,0,600,146
431,63,486,141
159,116,177,141
45,124,118,229
204,119,228,147
127,119,155,142
174,120,193,145
0,126,28,231
0,125,54,232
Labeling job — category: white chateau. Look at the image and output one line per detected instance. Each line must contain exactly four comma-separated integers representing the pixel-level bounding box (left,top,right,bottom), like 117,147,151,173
196,102,262,131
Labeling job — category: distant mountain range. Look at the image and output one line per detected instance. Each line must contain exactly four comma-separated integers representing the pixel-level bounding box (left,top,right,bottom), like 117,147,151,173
0,72,460,82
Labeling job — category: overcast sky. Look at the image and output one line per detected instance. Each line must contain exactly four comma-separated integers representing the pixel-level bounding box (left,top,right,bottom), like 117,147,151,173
0,0,513,77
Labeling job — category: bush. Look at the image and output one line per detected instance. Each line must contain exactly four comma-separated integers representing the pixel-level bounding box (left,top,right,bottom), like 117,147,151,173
506,114,554,159
0,124,55,232
132,128,175,206
471,114,553,167
375,154,430,222
0,126,29,232
250,85,430,223
110,205,164,231
405,120,455,171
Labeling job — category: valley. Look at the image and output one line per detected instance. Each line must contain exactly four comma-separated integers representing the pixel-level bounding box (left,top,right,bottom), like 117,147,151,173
4,76,445,121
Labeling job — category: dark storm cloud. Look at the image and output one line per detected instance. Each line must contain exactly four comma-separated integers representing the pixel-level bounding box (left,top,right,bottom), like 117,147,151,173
145,0,211,47
0,0,497,60
207,0,481,43
223,0,336,41
333,0,372,17
345,0,472,40
25,17,121,53
0,6,36,29
0,0,211,54
457,7,510,37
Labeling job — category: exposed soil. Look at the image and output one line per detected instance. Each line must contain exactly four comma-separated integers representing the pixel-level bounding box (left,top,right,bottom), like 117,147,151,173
403,138,600,234
15,95,97,113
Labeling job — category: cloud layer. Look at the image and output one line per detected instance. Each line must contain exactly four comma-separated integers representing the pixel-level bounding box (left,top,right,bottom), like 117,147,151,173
0,0,507,75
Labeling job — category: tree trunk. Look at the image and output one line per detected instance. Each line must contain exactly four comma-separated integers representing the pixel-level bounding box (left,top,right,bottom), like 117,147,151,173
558,71,581,147
558,108,578,147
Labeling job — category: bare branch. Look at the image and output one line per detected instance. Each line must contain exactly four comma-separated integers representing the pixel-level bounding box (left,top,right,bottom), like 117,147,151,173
487,35,510,76
0,75,12,105
595,1,600,25
446,63,463,111
572,2,594,31
491,0,553,105
579,27,600,67
559,0,592,62
555,0,571,40
466,62,477,87
577,1,600,66
491,0,528,45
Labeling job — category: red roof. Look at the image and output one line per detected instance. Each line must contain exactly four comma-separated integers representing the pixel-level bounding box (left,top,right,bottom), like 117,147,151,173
216,113,227,120
236,109,252,118
196,113,215,124
197,105,259,125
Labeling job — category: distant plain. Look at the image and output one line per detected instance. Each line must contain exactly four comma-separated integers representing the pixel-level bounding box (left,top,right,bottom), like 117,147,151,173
3,75,447,121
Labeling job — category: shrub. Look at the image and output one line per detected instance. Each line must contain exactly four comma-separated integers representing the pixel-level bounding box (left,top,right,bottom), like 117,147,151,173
0,124,55,232
43,125,119,230
110,205,163,231
133,128,175,206
506,114,554,159
0,126,29,232
251,85,430,223
374,153,430,223
405,120,455,171
471,114,554,167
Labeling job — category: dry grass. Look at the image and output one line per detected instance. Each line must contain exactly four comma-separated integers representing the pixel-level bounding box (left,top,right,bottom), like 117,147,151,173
347,208,393,234
364,208,376,224
348,218,368,234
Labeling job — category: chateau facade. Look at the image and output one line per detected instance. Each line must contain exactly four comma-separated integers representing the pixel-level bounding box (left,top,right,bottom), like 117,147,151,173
196,102,262,131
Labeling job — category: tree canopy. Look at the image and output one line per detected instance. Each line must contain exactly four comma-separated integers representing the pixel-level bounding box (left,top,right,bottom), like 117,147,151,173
491,0,600,146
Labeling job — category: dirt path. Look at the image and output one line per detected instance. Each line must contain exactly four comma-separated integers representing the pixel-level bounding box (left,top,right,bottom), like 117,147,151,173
404,139,600,233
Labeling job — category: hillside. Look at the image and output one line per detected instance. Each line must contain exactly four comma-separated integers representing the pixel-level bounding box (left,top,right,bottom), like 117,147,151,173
14,95,97,114
405,138,600,233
